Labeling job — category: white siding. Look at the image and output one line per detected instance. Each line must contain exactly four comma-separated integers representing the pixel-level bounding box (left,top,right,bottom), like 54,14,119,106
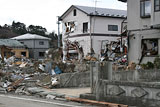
91,16,123,34
62,7,90,37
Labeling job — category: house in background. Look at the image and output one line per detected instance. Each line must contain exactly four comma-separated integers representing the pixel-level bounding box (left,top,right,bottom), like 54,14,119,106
12,33,50,59
60,5,127,61
0,39,29,61
118,0,160,64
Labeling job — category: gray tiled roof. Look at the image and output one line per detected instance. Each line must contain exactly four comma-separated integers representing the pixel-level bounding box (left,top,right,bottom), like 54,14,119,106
11,33,50,40
75,5,127,18
0,39,25,48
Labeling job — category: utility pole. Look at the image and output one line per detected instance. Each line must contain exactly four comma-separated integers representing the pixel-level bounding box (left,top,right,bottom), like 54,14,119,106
57,16,60,48
90,0,100,53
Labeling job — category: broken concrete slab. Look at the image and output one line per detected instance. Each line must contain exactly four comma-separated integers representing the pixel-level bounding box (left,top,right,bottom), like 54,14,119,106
15,86,30,95
0,87,7,94
27,87,44,94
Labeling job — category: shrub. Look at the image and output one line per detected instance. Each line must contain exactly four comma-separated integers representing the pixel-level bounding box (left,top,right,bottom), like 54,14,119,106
154,56,160,69
141,61,154,69
146,61,154,69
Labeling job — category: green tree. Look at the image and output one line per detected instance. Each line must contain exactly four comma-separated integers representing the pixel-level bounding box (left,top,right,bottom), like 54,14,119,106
12,21,27,35
27,25,47,36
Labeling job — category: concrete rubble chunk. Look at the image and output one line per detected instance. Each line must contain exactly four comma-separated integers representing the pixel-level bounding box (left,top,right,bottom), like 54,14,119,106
46,94,56,99
27,87,44,94
0,87,7,94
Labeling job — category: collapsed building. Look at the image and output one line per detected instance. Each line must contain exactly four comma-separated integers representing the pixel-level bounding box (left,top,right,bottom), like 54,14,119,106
0,39,29,62
59,5,127,62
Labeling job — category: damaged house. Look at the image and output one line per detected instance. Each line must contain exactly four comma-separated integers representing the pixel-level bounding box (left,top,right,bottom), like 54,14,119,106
60,5,127,61
119,0,160,64
11,33,50,59
0,39,29,61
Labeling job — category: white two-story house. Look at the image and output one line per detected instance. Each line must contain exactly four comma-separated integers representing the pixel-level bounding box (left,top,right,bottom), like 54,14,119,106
60,5,127,61
119,0,160,64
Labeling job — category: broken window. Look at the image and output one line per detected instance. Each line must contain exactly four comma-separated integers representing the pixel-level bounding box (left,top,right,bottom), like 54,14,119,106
39,41,44,45
39,52,45,57
83,22,88,33
140,0,151,18
65,22,76,33
142,39,158,56
73,9,77,16
155,0,160,11
21,52,26,56
108,25,118,31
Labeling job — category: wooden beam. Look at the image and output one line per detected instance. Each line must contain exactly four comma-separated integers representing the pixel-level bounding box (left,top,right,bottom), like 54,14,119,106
65,97,128,107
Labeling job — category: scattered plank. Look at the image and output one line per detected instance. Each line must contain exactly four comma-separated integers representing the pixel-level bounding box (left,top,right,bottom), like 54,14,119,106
65,97,128,107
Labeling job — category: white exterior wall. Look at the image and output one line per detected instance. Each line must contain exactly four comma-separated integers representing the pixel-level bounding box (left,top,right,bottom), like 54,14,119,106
92,16,123,34
127,0,160,64
62,7,90,37
151,0,160,25
127,0,151,30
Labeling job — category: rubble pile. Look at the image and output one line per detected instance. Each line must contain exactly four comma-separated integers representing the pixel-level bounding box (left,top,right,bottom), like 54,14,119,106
0,50,90,96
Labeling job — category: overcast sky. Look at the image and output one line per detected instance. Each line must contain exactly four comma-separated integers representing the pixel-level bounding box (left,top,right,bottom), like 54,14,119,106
0,0,126,33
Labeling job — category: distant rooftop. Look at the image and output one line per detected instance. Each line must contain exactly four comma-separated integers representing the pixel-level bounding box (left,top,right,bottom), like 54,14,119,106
11,33,50,40
60,5,127,20
0,39,25,48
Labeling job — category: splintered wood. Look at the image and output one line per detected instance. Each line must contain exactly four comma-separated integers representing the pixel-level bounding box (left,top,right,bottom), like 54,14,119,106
8,78,24,92
65,97,128,107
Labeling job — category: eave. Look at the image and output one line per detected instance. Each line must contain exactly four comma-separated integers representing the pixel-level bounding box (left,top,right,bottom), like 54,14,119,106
118,0,127,2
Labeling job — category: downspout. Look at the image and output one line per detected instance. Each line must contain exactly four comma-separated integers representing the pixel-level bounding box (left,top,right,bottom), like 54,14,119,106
127,30,131,65
120,18,127,52
34,39,35,59
89,16,92,53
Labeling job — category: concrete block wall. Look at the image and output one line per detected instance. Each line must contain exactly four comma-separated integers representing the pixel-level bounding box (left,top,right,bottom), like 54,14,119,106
58,71,90,88
90,62,160,107
112,70,160,82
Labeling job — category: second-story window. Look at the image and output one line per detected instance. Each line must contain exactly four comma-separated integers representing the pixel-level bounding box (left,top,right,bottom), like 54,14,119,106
39,41,44,45
73,9,76,16
83,22,88,33
108,25,118,31
155,0,160,11
140,0,151,18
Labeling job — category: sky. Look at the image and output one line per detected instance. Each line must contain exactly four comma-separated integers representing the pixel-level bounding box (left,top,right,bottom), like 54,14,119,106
0,0,127,33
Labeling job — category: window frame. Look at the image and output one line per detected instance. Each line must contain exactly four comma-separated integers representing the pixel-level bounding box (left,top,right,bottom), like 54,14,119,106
142,39,158,57
83,22,88,33
155,0,160,12
21,51,26,57
39,41,44,45
140,0,151,18
108,25,118,31
73,9,77,16
39,52,45,57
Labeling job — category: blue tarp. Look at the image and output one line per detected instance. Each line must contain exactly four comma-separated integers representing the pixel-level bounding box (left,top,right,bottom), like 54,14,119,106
54,66,62,74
